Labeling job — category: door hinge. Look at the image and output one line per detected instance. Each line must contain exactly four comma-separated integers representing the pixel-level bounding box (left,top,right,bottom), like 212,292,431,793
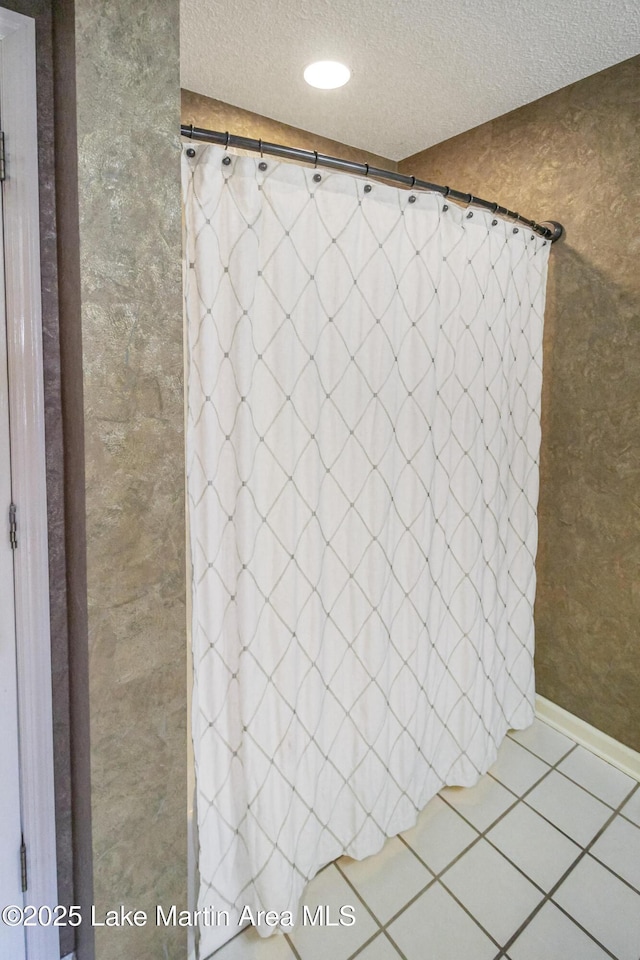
9,503,17,549
0,131,5,182
20,837,27,892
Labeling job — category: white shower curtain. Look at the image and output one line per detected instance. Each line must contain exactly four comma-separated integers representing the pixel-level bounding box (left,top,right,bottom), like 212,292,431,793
183,143,550,955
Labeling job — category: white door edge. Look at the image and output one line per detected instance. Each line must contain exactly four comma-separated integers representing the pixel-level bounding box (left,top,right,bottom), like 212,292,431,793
0,8,59,960
0,149,26,960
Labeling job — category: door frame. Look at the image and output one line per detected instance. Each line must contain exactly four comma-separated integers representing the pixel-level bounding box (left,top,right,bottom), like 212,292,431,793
0,8,59,959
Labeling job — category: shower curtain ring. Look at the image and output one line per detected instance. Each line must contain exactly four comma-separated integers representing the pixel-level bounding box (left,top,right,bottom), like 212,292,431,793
314,151,318,168
224,131,230,150
259,138,263,158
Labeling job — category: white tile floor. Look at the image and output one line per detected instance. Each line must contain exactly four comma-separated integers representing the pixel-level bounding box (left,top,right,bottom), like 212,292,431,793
207,719,640,960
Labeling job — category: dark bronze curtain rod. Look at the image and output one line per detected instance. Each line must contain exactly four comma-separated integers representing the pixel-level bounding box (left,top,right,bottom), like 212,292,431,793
181,124,564,244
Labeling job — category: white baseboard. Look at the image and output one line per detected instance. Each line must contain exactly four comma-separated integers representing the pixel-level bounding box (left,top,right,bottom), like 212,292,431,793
536,695,640,782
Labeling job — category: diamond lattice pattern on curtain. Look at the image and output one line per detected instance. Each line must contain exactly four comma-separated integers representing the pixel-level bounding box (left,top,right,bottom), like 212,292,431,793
183,145,550,955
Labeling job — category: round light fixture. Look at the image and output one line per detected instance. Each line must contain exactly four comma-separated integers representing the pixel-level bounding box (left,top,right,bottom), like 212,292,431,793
304,61,351,90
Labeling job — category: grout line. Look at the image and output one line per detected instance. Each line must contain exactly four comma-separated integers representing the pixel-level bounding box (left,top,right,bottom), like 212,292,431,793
619,810,640,829
396,822,478,870
422,879,502,951
516,799,600,850
397,829,478,879
377,874,437,929
519,789,618,847
434,755,596,911
513,719,638,807
550,767,637,812
588,850,640,898
336,819,500,953
476,740,640,854
586,782,640,895
283,933,303,959
344,931,389,959
333,863,411,960
334,859,386,930
347,928,408,960
543,901,619,960
349,863,502,958
380,926,415,960
437,780,520,833
480,830,579,897
438,739,578,844
492,782,639,959
381,836,502,950
381,929,411,960
506,725,576,766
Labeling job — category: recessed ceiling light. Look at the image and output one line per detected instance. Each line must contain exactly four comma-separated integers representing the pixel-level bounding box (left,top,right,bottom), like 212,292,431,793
304,61,351,90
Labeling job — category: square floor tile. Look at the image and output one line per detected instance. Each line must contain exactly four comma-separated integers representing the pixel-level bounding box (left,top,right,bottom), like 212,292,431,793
621,787,640,827
338,835,432,924
212,926,295,959
487,800,581,891
441,839,542,944
440,774,516,832
554,854,640,960
387,881,496,960
289,865,378,960
557,745,637,808
400,794,479,874
525,770,612,846
508,901,611,960
490,737,550,796
590,814,640,892
352,932,402,959
509,719,575,765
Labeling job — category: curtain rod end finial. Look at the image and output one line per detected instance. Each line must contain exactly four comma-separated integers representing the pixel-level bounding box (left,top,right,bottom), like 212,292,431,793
541,221,564,243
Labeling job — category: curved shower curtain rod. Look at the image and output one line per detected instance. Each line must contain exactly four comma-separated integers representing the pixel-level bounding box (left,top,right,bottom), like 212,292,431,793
181,124,564,243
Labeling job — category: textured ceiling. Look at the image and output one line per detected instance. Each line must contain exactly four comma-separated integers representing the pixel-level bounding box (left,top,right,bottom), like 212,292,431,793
180,0,640,161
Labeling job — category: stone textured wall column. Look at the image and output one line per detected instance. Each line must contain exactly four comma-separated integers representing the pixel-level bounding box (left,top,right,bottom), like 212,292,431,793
74,1,186,957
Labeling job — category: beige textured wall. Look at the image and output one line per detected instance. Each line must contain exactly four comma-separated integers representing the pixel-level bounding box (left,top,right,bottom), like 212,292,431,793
75,1,186,957
400,56,640,750
182,89,396,169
